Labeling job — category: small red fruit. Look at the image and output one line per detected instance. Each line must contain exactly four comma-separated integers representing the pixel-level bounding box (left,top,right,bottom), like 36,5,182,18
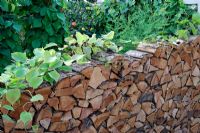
71,22,77,27
60,8,64,13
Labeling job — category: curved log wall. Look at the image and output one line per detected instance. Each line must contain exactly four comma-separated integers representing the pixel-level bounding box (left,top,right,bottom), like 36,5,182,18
1,37,200,133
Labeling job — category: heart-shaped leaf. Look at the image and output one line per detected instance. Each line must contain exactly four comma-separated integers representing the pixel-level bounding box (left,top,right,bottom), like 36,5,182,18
11,52,27,62
30,94,44,102
48,70,60,82
28,77,43,89
20,111,32,126
76,32,89,46
6,89,21,105
102,31,114,40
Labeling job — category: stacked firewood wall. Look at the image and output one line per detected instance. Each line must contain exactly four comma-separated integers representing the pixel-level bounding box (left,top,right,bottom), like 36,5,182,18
1,37,200,133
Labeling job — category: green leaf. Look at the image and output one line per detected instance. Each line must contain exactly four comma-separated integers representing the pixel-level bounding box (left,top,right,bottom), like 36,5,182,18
26,68,39,82
57,13,66,22
40,7,47,16
32,125,39,133
96,39,104,47
48,70,60,82
30,94,44,102
83,46,92,55
72,54,85,61
6,89,21,105
0,0,8,11
28,77,43,89
43,52,57,63
32,39,41,48
58,66,72,72
8,80,27,89
53,21,61,31
45,24,54,36
63,54,74,66
92,47,101,54
88,34,97,44
4,21,12,28
76,32,89,46
102,31,114,40
3,105,14,111
192,13,200,24
39,63,49,72
2,114,14,122
43,74,54,84
20,111,32,126
0,73,11,83
64,37,77,45
33,19,42,28
33,48,45,57
74,47,83,54
189,22,198,35
11,52,27,62
13,23,22,32
44,43,58,49
176,30,188,40
10,3,15,12
18,0,32,6
49,60,63,69
0,88,7,97
14,67,28,78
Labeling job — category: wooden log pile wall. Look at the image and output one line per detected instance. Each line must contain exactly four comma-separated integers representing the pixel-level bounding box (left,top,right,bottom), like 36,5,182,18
1,37,200,133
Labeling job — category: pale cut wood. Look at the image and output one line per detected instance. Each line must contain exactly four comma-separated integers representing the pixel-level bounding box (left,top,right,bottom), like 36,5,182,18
151,57,167,69
88,67,106,89
89,95,102,110
72,107,82,119
59,96,76,111
125,50,150,59
137,43,157,53
86,89,103,100
136,110,146,122
92,112,110,128
192,65,200,77
81,67,94,79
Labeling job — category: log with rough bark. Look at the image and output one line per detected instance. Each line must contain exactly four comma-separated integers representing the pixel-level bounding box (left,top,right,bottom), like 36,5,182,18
1,37,200,133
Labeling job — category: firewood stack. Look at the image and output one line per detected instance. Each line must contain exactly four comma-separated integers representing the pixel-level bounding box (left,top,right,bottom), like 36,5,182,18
1,37,200,133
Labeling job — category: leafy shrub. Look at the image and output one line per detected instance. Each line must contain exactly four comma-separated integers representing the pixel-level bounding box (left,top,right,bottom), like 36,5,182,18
0,0,70,73
66,0,104,36
0,31,119,89
101,0,200,51
0,31,120,125
0,0,104,73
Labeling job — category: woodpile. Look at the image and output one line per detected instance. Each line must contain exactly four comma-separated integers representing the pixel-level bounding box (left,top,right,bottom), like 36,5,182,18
1,37,200,133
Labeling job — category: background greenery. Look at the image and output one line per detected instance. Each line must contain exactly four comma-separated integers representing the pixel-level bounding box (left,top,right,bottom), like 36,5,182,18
0,0,200,72
102,0,200,51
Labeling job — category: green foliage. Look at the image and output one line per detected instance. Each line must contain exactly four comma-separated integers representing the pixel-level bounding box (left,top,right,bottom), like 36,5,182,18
2,114,14,122
6,89,21,105
66,0,104,36
3,105,14,111
63,31,121,62
0,31,120,126
0,0,105,73
0,31,119,93
101,0,199,52
19,111,33,126
0,0,70,73
30,94,44,102
32,125,39,133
